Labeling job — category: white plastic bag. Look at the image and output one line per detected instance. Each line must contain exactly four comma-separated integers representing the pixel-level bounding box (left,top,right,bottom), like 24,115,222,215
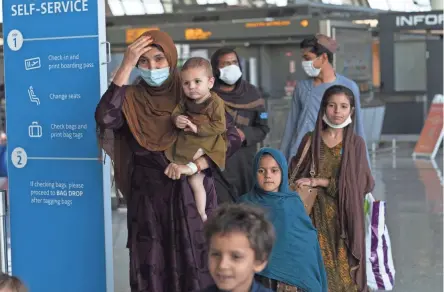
364,193,396,291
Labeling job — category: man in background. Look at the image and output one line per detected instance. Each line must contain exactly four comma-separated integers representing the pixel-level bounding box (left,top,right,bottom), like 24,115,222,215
280,34,367,161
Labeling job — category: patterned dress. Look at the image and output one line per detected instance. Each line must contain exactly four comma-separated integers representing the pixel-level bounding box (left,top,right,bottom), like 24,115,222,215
311,140,358,292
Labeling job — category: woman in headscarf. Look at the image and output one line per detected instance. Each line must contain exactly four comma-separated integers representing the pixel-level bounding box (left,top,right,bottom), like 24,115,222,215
238,147,327,292
289,85,374,292
210,48,270,203
95,31,242,292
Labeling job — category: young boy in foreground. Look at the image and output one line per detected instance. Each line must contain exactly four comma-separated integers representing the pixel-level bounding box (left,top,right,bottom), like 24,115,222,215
0,274,27,292
199,204,275,292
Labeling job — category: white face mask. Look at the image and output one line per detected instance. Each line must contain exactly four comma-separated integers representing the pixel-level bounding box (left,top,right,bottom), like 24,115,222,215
302,59,321,77
219,65,242,85
322,114,352,129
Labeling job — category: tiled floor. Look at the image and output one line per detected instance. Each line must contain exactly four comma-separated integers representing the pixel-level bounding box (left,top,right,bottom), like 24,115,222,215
112,208,130,292
112,145,443,292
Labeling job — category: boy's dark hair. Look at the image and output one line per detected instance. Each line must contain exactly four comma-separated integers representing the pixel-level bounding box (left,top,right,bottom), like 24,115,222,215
181,57,213,78
0,274,27,292
300,36,334,64
204,203,275,262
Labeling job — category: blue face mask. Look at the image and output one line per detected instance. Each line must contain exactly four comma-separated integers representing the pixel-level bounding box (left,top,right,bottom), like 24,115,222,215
138,67,170,87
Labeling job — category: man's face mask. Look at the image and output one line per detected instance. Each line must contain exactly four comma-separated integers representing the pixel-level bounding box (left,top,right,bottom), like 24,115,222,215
301,57,321,77
219,65,242,85
138,67,170,87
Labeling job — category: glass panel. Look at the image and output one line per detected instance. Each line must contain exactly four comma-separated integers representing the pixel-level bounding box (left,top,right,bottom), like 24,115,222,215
163,3,173,13
390,0,416,11
387,0,431,11
225,0,239,5
197,0,238,5
367,0,390,10
108,0,126,15
121,0,146,15
322,0,344,4
142,0,165,14
369,0,431,10
394,41,427,91
274,0,288,6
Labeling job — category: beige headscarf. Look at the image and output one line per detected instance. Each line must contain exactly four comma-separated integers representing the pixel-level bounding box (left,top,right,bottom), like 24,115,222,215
122,30,181,151
97,30,182,200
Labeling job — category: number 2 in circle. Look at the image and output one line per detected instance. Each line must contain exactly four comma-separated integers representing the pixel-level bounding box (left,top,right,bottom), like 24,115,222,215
11,147,27,168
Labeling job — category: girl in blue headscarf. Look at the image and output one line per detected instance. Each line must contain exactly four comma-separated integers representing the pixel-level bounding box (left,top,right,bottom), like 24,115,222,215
238,147,327,292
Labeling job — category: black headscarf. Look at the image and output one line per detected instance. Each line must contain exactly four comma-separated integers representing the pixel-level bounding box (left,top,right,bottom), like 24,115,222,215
210,47,264,111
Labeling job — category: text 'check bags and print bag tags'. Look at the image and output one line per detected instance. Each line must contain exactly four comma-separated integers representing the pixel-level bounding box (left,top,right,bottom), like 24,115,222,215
364,193,396,291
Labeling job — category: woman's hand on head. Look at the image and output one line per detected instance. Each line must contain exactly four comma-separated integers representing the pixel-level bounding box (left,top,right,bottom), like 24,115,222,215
123,36,154,68
164,163,194,180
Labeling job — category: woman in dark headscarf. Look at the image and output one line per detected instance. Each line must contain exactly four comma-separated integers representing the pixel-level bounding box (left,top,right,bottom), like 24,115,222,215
289,85,374,292
210,48,270,203
239,147,327,292
95,31,242,292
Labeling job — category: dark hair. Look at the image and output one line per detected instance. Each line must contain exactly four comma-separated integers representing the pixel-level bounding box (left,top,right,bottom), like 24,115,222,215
0,274,27,292
204,204,275,262
212,47,237,65
300,36,334,64
150,43,164,52
136,44,164,67
321,85,355,108
181,57,213,77
210,47,241,78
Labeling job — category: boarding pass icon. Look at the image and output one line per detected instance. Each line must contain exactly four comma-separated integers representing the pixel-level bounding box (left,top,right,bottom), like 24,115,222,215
25,57,41,70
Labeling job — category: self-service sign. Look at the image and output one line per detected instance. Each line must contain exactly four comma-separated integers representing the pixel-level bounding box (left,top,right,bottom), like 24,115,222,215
2,0,113,291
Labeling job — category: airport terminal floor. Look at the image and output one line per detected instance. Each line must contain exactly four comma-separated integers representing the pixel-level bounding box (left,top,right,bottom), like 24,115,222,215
111,144,443,292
